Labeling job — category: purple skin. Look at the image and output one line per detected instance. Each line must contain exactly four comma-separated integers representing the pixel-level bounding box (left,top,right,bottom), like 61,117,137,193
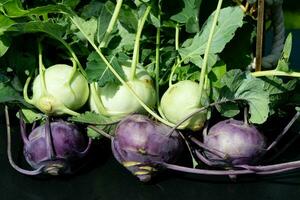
203,119,266,166
9,115,92,176
112,114,184,182
22,121,91,175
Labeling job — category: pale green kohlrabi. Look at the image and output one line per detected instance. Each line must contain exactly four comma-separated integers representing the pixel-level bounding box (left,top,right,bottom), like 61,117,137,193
160,80,209,131
24,63,89,116
89,64,156,119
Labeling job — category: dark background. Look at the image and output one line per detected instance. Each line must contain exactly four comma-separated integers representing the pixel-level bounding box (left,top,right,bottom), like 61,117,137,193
1,1,300,200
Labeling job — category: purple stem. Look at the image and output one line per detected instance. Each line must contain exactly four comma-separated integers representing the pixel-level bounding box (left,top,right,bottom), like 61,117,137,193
5,106,43,176
77,138,92,157
45,117,56,159
195,150,217,166
189,136,225,159
266,111,300,151
161,162,300,176
161,162,254,175
88,125,113,140
265,133,300,163
166,99,237,137
236,159,300,172
19,111,29,145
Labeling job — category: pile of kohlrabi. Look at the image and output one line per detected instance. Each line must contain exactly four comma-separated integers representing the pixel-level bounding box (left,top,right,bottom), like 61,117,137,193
2,0,300,182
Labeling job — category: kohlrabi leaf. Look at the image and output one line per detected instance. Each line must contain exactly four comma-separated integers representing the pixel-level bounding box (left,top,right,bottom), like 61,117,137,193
170,0,202,33
0,0,28,17
80,0,106,18
220,69,246,92
18,108,44,124
0,82,24,104
219,70,270,124
6,21,65,39
208,62,227,88
259,76,297,115
86,52,125,86
87,127,103,140
69,111,120,125
276,33,292,72
71,16,98,43
0,35,10,57
118,5,138,32
0,1,72,17
97,1,114,44
234,78,269,124
110,22,135,53
0,15,15,35
261,76,297,95
179,6,244,67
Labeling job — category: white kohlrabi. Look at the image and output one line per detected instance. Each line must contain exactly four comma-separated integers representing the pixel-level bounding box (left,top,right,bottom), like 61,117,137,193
160,80,208,131
89,64,156,119
24,64,89,116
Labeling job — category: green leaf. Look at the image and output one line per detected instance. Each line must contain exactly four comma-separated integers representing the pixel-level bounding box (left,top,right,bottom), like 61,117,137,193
71,16,98,43
221,69,246,92
81,0,105,18
235,79,269,124
18,108,44,124
150,12,161,28
216,102,240,117
113,23,136,53
61,0,80,9
208,62,226,88
97,1,114,44
0,0,28,17
0,82,24,103
0,73,9,83
0,34,10,57
261,76,296,96
69,111,120,125
0,1,72,17
170,0,202,33
179,6,244,66
86,52,125,86
7,21,65,38
118,5,138,32
219,71,270,124
87,127,103,140
0,14,15,35
276,33,293,72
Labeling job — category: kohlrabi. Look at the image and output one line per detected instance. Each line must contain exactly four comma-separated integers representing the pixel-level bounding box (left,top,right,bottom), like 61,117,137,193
111,114,184,182
202,119,266,166
160,80,209,131
6,110,91,176
87,5,157,120
23,43,89,116
89,63,156,119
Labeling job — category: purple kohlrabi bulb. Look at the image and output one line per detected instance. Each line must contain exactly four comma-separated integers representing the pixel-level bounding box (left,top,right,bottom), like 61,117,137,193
203,119,266,166
112,114,184,182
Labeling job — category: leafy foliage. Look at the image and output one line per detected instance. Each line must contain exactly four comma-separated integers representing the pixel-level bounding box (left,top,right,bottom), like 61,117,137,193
178,6,244,68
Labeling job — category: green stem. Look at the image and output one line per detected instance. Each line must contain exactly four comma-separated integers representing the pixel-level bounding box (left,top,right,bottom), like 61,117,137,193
90,83,109,116
175,24,180,51
198,0,223,100
44,33,86,78
38,41,47,95
169,24,181,87
70,16,175,127
99,0,123,48
155,13,161,109
23,76,34,104
130,6,151,81
58,38,86,78
251,70,300,78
